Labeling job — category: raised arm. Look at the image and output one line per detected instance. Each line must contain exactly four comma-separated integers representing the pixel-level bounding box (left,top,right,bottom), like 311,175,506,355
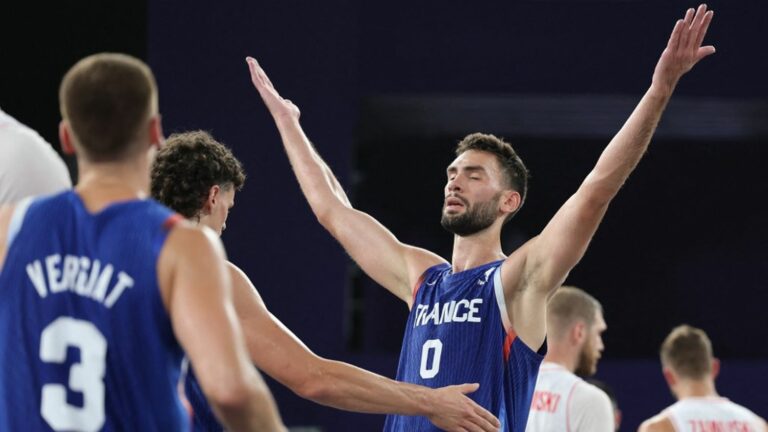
158,225,286,432
229,262,499,431
246,57,445,306
503,5,715,348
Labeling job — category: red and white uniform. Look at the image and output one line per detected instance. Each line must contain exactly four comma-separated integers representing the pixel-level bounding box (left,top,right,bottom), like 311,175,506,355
664,397,764,432
525,362,613,432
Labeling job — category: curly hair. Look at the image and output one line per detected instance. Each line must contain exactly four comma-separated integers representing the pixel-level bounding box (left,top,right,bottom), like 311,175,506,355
455,133,529,221
151,131,245,218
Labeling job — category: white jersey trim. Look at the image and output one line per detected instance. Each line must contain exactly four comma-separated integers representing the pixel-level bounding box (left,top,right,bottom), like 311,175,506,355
7,196,34,248
493,266,513,332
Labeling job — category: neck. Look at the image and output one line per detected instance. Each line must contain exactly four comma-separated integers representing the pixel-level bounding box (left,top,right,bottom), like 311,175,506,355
674,378,718,400
450,224,505,272
75,155,151,212
543,343,579,373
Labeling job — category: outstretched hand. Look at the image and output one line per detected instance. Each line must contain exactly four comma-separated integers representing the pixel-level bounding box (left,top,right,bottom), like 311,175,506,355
652,4,715,93
427,383,500,432
246,57,300,122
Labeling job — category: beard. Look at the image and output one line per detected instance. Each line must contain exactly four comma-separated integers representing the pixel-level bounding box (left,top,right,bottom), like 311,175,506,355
574,342,599,377
440,193,500,237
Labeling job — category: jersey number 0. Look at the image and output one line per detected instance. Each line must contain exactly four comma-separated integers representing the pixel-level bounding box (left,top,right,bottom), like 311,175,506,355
419,339,443,379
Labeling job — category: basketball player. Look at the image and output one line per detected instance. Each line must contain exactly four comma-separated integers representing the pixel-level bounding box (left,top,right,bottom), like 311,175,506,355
248,5,715,430
151,130,501,432
638,325,767,432
525,287,612,431
0,54,285,431
0,106,71,204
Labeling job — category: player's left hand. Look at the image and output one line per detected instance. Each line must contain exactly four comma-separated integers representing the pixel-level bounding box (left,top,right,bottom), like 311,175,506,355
427,383,500,432
652,4,715,94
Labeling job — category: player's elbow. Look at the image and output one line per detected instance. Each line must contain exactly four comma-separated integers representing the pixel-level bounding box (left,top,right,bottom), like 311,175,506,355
295,376,333,403
207,373,268,415
315,203,349,234
292,361,337,404
576,176,616,212
207,380,256,412
315,206,335,229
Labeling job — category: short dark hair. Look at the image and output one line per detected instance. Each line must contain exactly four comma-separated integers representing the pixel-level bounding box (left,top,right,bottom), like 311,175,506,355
455,133,529,221
59,53,157,162
151,131,245,218
660,325,713,380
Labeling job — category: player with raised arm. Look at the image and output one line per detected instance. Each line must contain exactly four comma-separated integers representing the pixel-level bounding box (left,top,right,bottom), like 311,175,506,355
0,53,285,432
151,130,501,432
248,5,714,430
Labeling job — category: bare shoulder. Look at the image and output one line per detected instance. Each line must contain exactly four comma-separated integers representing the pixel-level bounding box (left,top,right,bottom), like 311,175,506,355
156,221,227,303
0,203,17,234
225,261,249,282
225,261,264,300
0,203,17,267
163,221,225,262
638,413,675,432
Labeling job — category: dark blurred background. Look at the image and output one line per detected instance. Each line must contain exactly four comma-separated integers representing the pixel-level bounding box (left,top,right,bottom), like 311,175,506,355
3,0,766,430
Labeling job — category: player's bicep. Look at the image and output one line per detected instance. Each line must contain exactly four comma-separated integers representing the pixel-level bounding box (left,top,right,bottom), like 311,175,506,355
328,207,446,305
526,189,610,290
159,227,250,394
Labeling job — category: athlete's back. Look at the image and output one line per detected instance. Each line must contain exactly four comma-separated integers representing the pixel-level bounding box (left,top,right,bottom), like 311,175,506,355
383,261,542,431
664,397,765,432
0,191,187,431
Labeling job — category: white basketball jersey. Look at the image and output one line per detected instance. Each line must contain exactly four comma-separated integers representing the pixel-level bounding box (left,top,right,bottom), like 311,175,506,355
526,362,613,432
665,397,764,432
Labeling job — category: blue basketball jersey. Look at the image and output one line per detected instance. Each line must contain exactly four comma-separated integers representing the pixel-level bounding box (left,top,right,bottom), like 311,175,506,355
186,366,223,431
0,191,189,431
384,260,543,432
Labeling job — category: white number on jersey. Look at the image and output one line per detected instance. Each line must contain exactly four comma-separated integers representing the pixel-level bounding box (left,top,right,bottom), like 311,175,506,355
40,317,107,432
419,339,443,379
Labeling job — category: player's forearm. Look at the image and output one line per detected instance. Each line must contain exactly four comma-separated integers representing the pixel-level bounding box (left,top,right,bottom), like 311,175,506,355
581,85,673,206
298,359,433,416
273,116,352,220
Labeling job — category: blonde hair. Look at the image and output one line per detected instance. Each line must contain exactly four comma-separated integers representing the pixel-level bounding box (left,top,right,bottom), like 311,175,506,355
547,286,602,340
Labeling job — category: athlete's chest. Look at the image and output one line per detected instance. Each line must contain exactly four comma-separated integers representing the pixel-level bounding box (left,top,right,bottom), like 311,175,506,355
410,266,500,330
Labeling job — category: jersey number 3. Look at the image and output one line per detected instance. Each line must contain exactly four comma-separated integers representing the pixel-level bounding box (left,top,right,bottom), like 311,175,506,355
40,317,107,432
419,339,443,379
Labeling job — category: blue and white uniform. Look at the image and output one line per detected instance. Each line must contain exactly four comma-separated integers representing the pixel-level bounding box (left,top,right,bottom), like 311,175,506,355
0,191,188,431
186,367,223,431
384,260,543,431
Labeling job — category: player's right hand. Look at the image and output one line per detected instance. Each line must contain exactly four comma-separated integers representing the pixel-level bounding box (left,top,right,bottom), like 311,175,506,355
246,56,301,122
651,4,715,94
427,383,501,432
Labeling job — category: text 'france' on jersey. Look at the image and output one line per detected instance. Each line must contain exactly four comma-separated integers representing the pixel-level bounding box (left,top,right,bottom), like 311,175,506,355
384,260,543,432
